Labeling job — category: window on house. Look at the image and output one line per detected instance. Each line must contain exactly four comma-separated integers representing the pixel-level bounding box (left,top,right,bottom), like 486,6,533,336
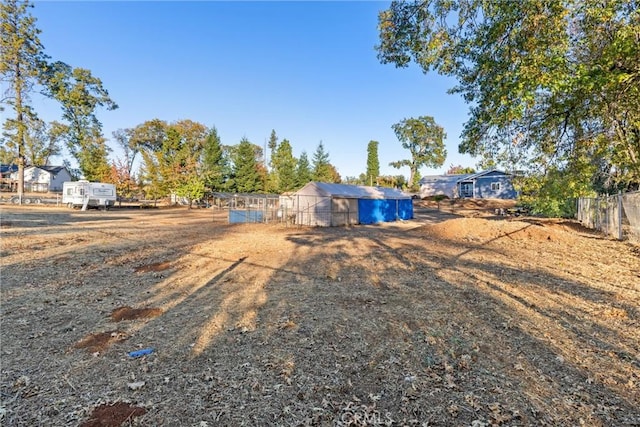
491,182,501,191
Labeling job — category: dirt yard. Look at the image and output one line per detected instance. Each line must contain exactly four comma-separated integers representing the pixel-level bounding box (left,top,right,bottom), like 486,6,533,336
1,201,638,426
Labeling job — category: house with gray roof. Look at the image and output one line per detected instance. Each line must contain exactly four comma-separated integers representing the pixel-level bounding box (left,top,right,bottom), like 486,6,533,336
420,169,517,199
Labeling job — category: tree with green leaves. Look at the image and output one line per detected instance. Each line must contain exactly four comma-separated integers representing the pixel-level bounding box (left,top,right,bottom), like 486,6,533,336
1,116,62,166
43,61,117,181
112,128,137,181
312,141,335,183
130,119,167,154
366,140,380,186
129,119,166,198
0,145,12,164
446,165,476,175
265,130,279,192
378,174,407,189
326,164,341,184
267,129,278,167
132,119,209,204
377,0,640,199
165,120,208,206
295,150,312,188
79,131,111,182
0,0,48,201
232,137,263,193
344,175,363,185
271,139,298,193
202,127,229,192
106,158,136,201
389,116,446,189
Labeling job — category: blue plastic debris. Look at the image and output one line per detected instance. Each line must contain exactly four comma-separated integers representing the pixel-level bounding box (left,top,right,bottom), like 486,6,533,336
128,348,154,358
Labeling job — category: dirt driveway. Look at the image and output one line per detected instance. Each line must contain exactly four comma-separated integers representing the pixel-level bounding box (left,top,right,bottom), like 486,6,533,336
1,203,638,426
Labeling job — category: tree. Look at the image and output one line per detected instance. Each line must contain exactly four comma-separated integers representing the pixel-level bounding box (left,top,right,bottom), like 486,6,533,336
174,174,206,208
232,137,263,193
43,61,118,180
106,158,136,200
202,127,228,192
271,139,297,193
389,116,446,189
295,151,312,188
110,128,143,199
377,0,640,195
132,119,209,204
130,119,167,198
1,116,62,166
327,164,342,184
76,129,111,182
112,128,137,180
518,161,596,218
0,0,48,201
312,141,335,182
345,175,366,185
366,140,380,186
446,165,475,175
130,119,167,153
378,174,407,189
267,129,278,168
264,129,280,191
163,120,208,205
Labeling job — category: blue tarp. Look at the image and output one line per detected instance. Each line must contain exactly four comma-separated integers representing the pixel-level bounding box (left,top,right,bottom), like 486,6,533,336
397,199,413,220
358,199,413,224
229,210,264,223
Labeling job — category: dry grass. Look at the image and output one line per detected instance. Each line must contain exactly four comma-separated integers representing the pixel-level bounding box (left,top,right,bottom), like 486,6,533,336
1,203,638,426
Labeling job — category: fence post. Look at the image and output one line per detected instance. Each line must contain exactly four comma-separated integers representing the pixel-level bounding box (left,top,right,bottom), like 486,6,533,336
618,192,623,240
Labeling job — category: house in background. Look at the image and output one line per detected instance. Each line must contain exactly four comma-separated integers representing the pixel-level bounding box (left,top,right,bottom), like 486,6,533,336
1,164,19,192
420,169,517,199
10,165,73,192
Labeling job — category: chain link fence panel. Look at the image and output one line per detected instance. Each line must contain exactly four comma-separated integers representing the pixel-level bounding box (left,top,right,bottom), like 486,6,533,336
577,191,640,242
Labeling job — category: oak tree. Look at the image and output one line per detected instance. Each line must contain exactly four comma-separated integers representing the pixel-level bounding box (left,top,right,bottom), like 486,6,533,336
389,116,446,189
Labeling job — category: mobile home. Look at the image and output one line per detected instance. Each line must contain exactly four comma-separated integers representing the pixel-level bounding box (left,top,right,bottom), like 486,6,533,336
62,181,116,209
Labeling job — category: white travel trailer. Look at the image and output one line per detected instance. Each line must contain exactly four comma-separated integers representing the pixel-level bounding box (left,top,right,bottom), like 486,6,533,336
62,180,117,210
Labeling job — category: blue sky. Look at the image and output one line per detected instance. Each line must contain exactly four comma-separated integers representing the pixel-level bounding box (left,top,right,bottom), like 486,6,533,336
24,1,477,180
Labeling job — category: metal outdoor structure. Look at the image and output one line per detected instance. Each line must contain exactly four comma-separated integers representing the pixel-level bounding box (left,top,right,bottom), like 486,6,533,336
576,191,640,242
292,195,358,227
216,193,282,224
292,182,413,227
212,184,414,226
290,195,413,227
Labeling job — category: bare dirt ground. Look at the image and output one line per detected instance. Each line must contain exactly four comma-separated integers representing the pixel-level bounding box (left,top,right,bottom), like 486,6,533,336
1,200,639,426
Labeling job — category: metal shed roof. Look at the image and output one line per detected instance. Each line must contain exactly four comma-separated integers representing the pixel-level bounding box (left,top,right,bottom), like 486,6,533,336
419,173,473,184
295,182,410,199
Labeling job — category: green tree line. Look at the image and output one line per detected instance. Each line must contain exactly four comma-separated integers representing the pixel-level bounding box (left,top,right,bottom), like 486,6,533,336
109,122,346,202
1,0,450,205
